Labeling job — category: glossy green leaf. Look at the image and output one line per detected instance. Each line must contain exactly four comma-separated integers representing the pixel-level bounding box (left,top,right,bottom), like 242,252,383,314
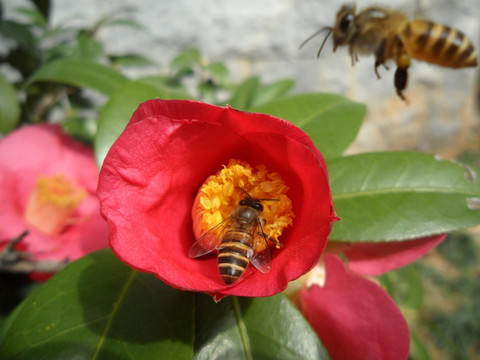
0,250,194,360
193,293,329,360
251,93,366,159
0,73,21,134
329,152,480,242
26,58,128,95
0,250,328,360
94,79,191,166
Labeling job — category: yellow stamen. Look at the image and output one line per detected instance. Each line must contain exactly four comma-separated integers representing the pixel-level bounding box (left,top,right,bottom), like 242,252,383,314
24,174,87,235
192,159,294,245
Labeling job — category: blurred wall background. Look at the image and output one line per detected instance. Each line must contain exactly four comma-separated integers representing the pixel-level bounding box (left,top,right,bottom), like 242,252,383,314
5,0,480,157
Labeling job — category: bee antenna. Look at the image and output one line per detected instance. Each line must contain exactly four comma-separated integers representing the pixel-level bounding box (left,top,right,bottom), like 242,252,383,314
238,186,279,202
238,187,251,197
316,27,333,58
299,26,332,52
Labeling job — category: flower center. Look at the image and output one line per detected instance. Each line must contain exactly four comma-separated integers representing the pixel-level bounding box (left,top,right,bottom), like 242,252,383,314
192,159,294,244
24,174,87,235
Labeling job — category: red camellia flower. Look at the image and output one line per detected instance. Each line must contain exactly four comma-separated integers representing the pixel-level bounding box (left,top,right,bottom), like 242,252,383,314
295,234,446,359
0,124,109,262
98,99,337,299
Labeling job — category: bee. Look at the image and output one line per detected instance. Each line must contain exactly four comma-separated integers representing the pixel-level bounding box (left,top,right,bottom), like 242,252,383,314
300,5,478,100
189,188,281,285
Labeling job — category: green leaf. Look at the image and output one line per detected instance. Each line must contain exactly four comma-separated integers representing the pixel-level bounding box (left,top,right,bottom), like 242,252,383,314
205,61,230,85
0,20,37,50
0,250,328,360
193,294,329,360
75,31,104,60
94,79,191,166
0,73,21,134
402,265,424,309
62,116,97,145
26,58,129,95
379,264,424,309
171,47,202,72
227,76,261,110
410,331,432,360
251,93,366,159
328,152,480,242
32,0,51,23
0,250,194,360
250,79,295,108
15,6,47,27
110,54,154,68
100,18,145,31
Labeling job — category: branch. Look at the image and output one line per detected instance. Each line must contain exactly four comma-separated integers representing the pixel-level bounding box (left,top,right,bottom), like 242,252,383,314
0,231,67,274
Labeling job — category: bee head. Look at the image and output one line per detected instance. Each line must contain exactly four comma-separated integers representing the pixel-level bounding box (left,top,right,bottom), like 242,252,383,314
238,187,279,212
333,5,356,50
239,198,264,211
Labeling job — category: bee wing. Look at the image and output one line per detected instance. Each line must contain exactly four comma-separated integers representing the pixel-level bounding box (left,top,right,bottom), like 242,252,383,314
188,216,232,258
250,225,272,274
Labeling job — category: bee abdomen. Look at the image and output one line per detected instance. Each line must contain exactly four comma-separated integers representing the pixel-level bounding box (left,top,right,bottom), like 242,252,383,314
403,20,478,68
218,235,252,285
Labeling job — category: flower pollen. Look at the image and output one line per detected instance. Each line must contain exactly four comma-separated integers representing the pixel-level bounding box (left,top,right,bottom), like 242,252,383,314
192,159,294,244
24,174,86,235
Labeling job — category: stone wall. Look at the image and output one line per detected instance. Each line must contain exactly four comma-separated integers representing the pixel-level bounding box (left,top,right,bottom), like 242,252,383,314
7,0,480,156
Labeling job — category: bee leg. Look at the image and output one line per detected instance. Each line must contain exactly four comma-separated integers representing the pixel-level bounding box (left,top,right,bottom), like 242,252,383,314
374,60,382,79
392,36,411,101
394,67,408,101
259,232,282,249
349,51,360,66
394,53,411,101
374,60,390,79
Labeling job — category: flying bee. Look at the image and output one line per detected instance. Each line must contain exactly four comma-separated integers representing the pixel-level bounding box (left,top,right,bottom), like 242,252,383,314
189,188,281,285
300,4,478,100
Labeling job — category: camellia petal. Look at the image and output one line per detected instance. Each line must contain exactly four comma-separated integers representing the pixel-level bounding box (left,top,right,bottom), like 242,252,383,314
0,124,108,262
298,254,410,360
98,99,337,298
342,234,446,276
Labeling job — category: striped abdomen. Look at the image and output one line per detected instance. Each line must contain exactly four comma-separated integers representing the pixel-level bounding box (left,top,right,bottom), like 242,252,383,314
217,231,254,285
402,20,478,68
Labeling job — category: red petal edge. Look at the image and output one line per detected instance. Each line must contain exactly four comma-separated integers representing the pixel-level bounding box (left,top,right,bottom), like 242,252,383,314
343,234,446,276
